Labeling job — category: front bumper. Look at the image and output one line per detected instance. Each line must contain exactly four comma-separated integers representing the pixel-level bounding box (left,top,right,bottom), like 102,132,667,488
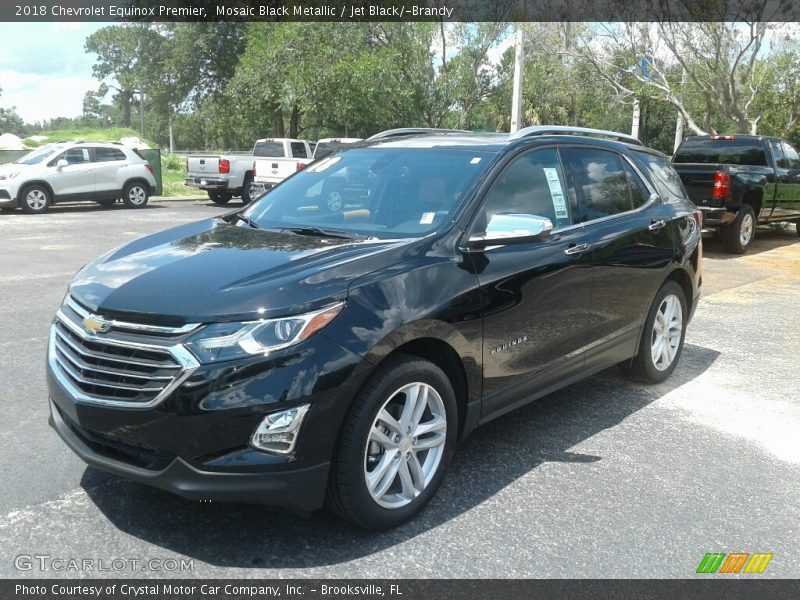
0,185,18,206
185,176,229,190
47,326,366,511
49,399,330,511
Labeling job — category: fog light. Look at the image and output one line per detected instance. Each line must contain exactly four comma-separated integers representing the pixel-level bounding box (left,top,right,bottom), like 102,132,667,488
250,404,310,454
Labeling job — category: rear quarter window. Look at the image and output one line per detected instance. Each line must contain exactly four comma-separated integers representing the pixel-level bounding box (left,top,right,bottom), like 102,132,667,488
673,139,767,166
636,151,689,203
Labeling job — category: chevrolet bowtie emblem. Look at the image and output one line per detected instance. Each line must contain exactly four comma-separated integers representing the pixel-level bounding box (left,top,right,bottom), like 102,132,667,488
83,314,111,334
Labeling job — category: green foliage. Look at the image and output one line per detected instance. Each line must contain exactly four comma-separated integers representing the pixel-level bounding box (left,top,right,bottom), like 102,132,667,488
161,152,185,171
22,127,147,147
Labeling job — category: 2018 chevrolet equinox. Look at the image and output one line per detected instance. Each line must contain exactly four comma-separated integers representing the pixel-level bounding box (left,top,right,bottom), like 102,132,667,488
47,127,702,530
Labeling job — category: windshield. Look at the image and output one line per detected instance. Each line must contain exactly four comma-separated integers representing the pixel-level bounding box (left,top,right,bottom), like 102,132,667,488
14,145,63,165
673,139,767,166
243,147,494,239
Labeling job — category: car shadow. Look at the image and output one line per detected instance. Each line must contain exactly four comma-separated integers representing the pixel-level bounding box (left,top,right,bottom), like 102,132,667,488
81,342,720,570
702,225,799,259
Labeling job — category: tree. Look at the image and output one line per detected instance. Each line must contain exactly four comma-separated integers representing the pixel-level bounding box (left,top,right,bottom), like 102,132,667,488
85,25,162,127
567,21,778,135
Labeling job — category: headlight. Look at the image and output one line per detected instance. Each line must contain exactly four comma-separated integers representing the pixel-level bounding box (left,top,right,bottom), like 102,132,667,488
0,171,20,180
185,302,344,362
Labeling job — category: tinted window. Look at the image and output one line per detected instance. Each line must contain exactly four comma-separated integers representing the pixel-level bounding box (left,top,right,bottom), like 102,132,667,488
636,151,688,203
482,148,571,228
253,141,284,157
769,140,787,168
623,161,650,208
245,148,493,239
290,142,308,158
94,147,126,162
673,138,767,166
782,142,800,169
560,148,631,222
314,142,344,158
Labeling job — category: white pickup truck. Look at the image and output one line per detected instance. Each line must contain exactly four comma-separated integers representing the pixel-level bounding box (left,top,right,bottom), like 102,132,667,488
251,139,314,196
186,138,312,205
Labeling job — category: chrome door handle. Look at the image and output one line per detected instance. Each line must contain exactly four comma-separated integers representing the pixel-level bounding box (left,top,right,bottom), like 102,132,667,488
648,219,666,231
564,243,590,256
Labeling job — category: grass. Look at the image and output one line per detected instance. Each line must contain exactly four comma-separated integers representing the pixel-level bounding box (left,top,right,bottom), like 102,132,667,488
161,165,197,197
23,127,153,147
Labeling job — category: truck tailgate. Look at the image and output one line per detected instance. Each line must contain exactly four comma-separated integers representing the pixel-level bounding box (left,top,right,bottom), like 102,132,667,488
673,163,723,204
187,155,221,175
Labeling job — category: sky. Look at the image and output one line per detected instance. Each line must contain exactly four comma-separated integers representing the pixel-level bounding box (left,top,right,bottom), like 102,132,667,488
0,22,108,124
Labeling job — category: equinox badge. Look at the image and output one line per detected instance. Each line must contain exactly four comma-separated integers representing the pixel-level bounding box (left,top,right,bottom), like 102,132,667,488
83,314,111,335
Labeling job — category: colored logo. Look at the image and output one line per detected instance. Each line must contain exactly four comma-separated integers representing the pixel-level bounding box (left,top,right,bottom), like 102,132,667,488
83,314,112,335
697,552,773,574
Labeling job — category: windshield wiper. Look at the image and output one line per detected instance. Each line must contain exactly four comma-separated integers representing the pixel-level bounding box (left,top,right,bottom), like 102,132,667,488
233,213,261,229
280,226,362,240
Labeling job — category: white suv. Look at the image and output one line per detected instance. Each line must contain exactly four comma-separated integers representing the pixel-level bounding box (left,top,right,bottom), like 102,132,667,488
0,142,157,214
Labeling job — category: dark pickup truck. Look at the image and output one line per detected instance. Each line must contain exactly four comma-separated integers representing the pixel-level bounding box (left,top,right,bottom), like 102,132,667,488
672,135,800,253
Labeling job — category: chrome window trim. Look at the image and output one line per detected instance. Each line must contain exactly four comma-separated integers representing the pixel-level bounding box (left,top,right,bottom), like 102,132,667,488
66,296,201,336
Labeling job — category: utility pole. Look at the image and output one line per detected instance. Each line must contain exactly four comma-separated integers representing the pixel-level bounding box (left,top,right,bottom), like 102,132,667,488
510,24,524,133
140,90,145,139
631,97,641,139
673,67,688,152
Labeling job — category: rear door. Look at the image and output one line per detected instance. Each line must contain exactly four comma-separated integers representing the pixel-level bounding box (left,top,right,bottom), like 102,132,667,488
91,146,127,194
560,146,676,371
776,141,800,218
47,147,95,198
470,147,594,418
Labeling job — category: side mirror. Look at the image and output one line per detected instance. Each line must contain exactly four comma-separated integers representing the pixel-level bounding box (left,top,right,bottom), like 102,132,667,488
56,159,68,171
649,193,662,205
462,213,554,253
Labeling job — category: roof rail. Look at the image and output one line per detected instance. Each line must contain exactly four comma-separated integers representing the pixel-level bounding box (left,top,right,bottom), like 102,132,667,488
510,125,643,146
367,127,472,141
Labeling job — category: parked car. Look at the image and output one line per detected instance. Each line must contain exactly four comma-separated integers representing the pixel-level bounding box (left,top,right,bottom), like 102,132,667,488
250,138,314,196
47,126,701,530
0,142,156,214
186,138,311,205
672,134,800,253
313,138,363,159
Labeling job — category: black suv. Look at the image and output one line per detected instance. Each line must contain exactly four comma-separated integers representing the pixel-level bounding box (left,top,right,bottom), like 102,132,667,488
47,127,702,530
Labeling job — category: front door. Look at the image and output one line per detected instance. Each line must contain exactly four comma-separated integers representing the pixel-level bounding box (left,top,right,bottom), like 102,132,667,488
467,147,594,419
48,147,95,199
774,141,800,219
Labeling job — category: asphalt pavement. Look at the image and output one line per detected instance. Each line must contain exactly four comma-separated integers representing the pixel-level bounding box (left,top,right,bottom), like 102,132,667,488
0,199,798,578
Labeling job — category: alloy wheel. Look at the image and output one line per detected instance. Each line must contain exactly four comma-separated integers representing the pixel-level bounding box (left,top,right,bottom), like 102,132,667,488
364,382,447,509
26,189,48,211
740,212,754,247
128,186,147,205
650,293,683,371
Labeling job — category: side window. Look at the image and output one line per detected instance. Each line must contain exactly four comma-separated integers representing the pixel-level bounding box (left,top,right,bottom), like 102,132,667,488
781,142,800,169
623,161,650,208
770,140,787,168
641,152,689,203
481,148,571,229
50,148,90,166
560,148,631,222
290,142,308,159
94,147,126,162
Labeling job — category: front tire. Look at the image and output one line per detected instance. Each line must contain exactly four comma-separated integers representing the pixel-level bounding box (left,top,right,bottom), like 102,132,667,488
328,354,457,530
622,281,687,384
20,184,51,214
122,181,149,209
721,204,755,254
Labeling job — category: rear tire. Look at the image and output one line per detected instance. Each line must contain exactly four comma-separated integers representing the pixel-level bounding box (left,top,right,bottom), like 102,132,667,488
622,281,687,384
721,204,755,254
240,175,255,205
20,184,51,214
207,191,232,205
122,181,149,209
327,354,457,530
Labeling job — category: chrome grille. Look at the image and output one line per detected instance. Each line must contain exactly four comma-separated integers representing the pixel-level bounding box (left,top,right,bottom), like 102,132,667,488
49,297,201,408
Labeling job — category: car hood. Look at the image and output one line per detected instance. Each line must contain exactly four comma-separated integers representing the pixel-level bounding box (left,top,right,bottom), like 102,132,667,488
0,162,31,178
69,218,420,324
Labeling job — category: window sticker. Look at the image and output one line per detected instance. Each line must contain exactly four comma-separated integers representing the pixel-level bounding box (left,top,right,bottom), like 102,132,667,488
420,212,436,225
543,167,569,219
470,157,482,164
